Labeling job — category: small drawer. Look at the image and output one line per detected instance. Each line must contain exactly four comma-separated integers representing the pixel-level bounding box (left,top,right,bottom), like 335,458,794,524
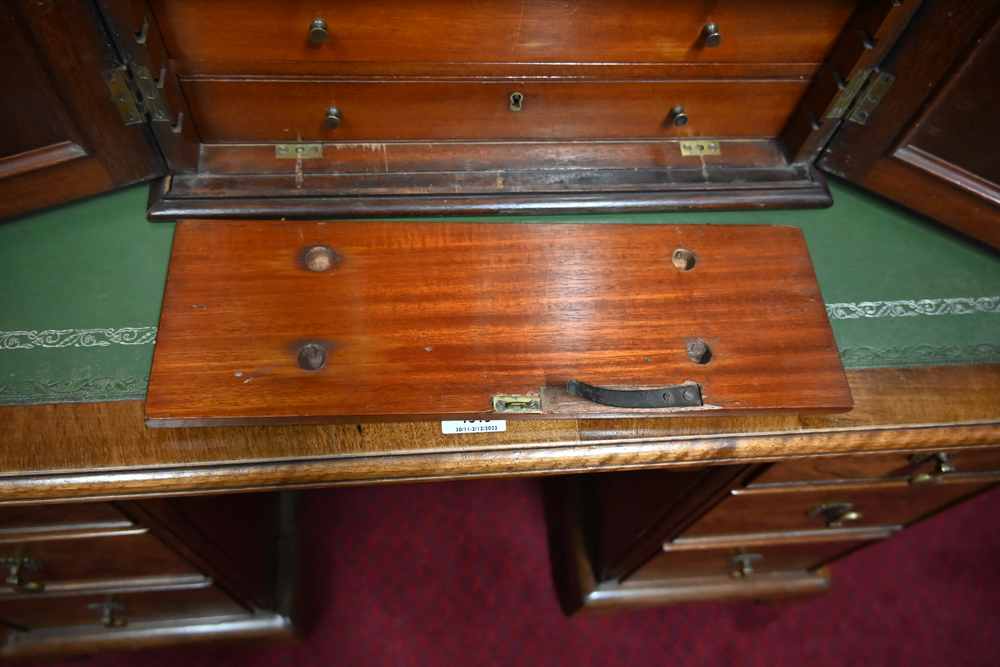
0,532,199,593
751,447,1000,487
153,0,859,72
0,585,248,630
681,479,996,538
182,78,808,143
628,537,873,583
0,504,131,532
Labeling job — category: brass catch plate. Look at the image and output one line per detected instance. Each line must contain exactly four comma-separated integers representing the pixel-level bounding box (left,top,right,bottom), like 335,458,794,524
492,395,542,414
276,144,323,159
680,141,721,157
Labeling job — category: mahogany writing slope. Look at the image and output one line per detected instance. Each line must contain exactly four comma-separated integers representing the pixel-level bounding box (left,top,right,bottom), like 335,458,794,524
145,221,852,426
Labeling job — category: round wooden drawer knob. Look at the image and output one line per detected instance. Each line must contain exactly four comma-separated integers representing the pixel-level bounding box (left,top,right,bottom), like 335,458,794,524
702,23,722,47
310,19,328,44
324,107,342,130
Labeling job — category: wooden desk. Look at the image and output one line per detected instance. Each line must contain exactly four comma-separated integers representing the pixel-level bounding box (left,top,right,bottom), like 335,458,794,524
3,366,1000,503
2,364,999,647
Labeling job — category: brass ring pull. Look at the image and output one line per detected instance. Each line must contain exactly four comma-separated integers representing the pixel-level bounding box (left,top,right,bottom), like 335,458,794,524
2,557,45,594
808,502,863,528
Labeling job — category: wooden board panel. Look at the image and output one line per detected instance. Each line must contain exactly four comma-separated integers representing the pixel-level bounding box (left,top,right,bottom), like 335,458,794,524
152,0,860,71
181,79,809,143
146,221,851,426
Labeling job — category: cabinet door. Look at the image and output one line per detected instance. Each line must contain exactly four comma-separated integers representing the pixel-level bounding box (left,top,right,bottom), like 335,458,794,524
819,0,1000,249
0,0,163,220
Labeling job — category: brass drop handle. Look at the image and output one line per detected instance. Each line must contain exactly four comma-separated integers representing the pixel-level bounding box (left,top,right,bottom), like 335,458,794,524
730,553,763,578
309,19,328,44
702,23,722,47
324,107,342,130
909,452,956,484
668,106,688,127
808,502,863,528
2,557,45,594
87,601,128,628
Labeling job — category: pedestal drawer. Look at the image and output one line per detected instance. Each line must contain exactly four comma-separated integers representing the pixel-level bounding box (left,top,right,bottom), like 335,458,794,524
153,0,859,72
0,504,131,533
0,585,249,630
1,532,199,592
182,78,808,143
751,447,1000,486
680,480,997,538
628,536,875,583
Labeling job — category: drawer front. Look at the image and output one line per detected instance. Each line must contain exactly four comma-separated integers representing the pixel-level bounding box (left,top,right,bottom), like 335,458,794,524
681,481,996,538
154,0,858,70
0,532,198,591
752,447,1000,486
628,538,870,583
0,586,248,630
0,504,130,531
183,79,807,143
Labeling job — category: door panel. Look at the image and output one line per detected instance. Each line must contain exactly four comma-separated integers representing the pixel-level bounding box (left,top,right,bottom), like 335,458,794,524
819,0,1000,249
0,0,164,220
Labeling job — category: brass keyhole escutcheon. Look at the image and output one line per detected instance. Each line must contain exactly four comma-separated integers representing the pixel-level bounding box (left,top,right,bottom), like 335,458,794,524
509,92,524,111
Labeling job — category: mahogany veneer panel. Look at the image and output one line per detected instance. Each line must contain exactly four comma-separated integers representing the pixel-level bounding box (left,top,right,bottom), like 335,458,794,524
146,221,851,426
152,0,859,70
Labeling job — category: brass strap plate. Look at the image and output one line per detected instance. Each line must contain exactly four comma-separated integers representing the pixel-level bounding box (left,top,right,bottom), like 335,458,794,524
680,140,721,156
276,144,324,159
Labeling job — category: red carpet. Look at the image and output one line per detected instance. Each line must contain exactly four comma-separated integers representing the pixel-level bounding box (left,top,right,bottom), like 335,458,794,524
6,479,1000,666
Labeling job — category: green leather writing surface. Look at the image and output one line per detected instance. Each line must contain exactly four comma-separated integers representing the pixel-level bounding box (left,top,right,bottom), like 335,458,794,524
1,180,998,406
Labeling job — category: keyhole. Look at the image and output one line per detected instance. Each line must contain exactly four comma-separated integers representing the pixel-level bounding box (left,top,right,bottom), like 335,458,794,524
509,92,523,111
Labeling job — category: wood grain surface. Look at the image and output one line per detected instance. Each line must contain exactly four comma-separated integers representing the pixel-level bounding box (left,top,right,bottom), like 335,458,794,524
819,0,1000,248
181,79,809,143
152,0,859,71
145,221,850,425
1,366,999,502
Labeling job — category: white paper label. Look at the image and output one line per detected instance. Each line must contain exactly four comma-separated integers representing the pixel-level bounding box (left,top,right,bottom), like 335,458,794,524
441,420,507,434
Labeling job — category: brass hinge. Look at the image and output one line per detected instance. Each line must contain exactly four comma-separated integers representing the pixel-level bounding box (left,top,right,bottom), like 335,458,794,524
846,71,895,125
826,68,895,125
101,64,172,126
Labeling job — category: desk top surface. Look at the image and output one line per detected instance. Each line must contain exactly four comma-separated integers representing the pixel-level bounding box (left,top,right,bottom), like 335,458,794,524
1,179,998,502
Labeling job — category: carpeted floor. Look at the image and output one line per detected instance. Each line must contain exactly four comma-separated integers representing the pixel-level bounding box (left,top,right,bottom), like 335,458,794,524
6,478,1000,666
